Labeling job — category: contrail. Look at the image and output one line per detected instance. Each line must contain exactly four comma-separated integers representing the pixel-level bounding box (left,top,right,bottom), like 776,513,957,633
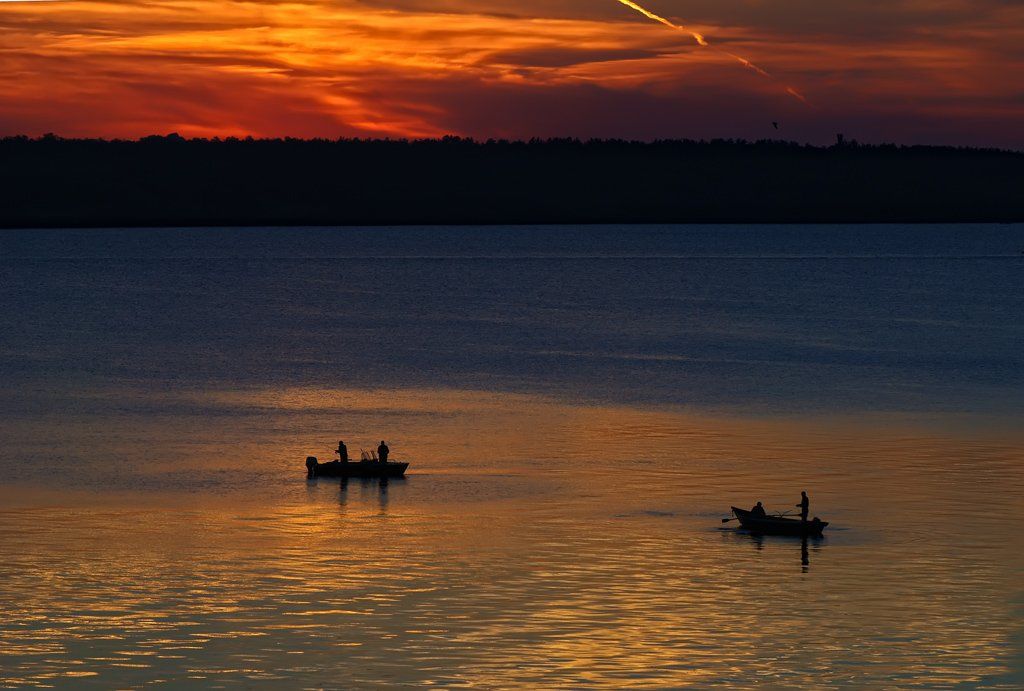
614,0,808,104
615,0,707,46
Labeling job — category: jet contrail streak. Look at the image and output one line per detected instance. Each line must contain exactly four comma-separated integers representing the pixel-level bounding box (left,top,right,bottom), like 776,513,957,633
614,0,808,104
723,52,771,79
615,0,707,46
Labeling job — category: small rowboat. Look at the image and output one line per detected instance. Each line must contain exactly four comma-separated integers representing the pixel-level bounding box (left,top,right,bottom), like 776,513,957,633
306,458,409,478
731,506,828,536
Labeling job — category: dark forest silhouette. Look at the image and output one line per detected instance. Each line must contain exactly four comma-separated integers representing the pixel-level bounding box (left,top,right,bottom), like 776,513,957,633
2,134,1022,227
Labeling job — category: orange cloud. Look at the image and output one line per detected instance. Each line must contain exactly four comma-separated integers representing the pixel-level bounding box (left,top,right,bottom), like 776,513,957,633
0,0,1021,146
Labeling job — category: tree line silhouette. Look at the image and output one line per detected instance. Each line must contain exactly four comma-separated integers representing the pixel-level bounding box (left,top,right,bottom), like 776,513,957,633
2,134,1021,226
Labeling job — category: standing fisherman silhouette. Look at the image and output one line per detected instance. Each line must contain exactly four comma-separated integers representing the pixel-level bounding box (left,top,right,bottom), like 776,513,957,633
796,491,810,522
337,440,348,464
377,440,389,466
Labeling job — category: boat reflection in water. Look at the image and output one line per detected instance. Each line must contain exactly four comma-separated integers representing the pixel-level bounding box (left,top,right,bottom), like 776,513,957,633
333,474,405,514
730,527,824,572
311,470,406,516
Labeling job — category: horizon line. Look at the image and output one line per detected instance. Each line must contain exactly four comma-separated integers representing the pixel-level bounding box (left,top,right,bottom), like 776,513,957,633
2,133,1021,154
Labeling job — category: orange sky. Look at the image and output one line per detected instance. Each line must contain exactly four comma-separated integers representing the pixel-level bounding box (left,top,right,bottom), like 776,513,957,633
1,0,1022,146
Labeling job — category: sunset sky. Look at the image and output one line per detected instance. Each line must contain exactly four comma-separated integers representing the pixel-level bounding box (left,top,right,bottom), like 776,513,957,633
1,0,1022,146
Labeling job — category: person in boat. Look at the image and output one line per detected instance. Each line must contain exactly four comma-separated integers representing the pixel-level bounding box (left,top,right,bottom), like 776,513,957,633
750,501,767,517
337,440,348,464
796,491,809,522
377,440,389,465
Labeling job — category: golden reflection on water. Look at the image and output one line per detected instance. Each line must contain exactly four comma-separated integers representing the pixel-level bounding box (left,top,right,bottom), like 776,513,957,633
1,387,1022,687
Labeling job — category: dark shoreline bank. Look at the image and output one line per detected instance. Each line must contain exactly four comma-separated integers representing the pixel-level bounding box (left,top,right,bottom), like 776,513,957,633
3,136,1022,228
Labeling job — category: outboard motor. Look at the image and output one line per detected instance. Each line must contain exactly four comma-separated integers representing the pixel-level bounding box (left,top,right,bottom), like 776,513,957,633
305,456,318,477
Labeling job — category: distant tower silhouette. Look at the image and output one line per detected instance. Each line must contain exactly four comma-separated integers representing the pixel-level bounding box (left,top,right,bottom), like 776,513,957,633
836,133,845,146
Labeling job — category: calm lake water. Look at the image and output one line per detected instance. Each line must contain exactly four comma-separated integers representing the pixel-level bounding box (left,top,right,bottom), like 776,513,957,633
1,225,1023,688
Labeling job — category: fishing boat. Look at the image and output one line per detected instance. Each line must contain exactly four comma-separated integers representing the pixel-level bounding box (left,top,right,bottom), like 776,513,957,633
306,457,409,478
730,506,828,536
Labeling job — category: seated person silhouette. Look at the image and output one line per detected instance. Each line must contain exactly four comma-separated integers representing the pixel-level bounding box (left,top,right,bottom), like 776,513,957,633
750,501,767,517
